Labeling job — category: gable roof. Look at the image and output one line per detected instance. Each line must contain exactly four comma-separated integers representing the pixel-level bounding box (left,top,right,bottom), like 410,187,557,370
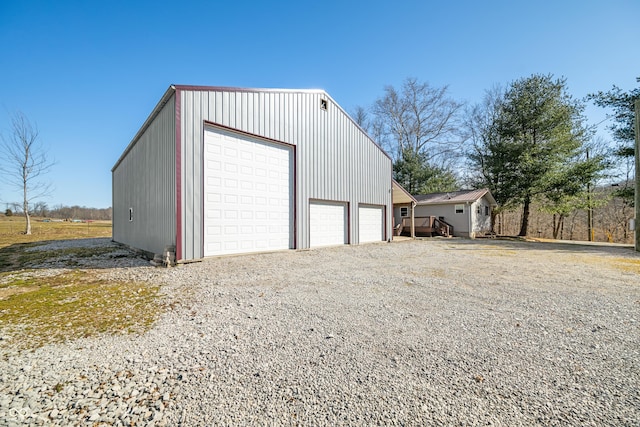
113,84,390,171
392,180,417,204
414,188,497,206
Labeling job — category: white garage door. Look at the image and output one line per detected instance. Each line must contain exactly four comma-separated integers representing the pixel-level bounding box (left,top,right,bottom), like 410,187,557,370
359,205,384,243
309,201,347,248
203,127,293,256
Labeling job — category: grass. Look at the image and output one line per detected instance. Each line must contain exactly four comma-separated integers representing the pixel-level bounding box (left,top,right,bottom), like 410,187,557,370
0,244,121,272
608,257,640,275
0,215,163,350
0,216,112,249
0,270,161,349
561,253,640,276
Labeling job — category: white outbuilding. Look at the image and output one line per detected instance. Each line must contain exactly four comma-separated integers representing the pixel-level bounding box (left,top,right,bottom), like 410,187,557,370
112,85,393,262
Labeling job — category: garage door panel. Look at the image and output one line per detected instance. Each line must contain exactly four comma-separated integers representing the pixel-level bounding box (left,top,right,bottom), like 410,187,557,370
310,201,348,248
207,176,221,186
204,127,293,256
207,242,221,253
359,205,384,243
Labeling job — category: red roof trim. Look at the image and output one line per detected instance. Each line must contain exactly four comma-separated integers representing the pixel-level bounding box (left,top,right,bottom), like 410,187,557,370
174,85,392,162
112,86,177,171
173,85,327,94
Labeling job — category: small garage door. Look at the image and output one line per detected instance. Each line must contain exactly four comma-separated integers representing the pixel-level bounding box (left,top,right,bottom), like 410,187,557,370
359,205,384,243
203,127,293,256
309,201,347,248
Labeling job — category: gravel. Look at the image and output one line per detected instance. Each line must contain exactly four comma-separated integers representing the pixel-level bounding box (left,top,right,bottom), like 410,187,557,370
1,238,639,426
23,238,148,270
23,238,116,252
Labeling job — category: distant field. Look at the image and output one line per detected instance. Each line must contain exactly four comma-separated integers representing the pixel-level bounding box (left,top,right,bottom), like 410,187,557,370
0,216,112,248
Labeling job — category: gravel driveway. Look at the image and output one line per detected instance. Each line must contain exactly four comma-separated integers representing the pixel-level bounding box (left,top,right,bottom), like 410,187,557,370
1,238,639,426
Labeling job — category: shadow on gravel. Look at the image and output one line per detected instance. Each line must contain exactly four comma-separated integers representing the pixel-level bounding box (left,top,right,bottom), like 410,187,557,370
440,237,638,257
0,237,147,273
4,235,634,274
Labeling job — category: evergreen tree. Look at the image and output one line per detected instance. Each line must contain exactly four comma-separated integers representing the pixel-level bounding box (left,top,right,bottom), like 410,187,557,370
587,78,640,205
467,74,605,236
466,87,521,230
393,147,458,195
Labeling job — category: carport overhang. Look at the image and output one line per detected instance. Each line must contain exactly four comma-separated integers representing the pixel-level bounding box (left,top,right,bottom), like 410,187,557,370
392,180,417,238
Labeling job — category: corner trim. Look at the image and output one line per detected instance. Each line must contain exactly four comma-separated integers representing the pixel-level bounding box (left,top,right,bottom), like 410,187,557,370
175,88,183,261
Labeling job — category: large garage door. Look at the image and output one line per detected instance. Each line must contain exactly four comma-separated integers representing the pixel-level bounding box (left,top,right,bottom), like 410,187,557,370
203,127,293,256
359,205,384,243
309,201,347,248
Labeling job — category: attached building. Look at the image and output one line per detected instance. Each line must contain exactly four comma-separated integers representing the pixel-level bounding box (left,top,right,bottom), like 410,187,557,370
391,180,417,237
394,188,497,238
112,85,393,261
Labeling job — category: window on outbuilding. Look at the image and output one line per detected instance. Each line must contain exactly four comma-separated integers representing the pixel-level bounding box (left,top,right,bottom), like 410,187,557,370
477,205,482,214
485,205,490,216
455,204,464,214
400,207,408,217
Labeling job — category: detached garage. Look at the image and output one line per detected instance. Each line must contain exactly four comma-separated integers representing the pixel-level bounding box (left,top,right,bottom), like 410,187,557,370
112,85,393,262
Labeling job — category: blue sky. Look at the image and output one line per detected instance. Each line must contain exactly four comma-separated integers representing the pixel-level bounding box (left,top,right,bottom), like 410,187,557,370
0,0,638,209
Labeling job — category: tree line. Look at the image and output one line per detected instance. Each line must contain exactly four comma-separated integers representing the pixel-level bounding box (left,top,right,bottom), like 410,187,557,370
354,74,639,240
2,75,638,239
496,183,634,244
4,203,112,221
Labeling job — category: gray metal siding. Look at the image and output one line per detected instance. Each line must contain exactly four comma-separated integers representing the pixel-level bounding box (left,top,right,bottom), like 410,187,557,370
414,204,471,237
113,94,176,255
178,88,392,259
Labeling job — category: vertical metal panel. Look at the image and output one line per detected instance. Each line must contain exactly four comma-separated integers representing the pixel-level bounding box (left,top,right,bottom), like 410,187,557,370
112,94,176,255
177,87,393,259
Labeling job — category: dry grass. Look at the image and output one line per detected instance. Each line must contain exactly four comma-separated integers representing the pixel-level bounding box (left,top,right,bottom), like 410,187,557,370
0,216,162,351
0,242,124,272
0,269,160,349
609,257,640,275
562,253,640,276
0,216,112,249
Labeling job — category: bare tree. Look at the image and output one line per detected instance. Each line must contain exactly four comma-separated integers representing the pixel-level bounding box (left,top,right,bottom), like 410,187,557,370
464,86,510,230
0,112,54,234
33,201,48,217
10,202,22,215
351,105,385,147
372,77,465,166
351,105,369,129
